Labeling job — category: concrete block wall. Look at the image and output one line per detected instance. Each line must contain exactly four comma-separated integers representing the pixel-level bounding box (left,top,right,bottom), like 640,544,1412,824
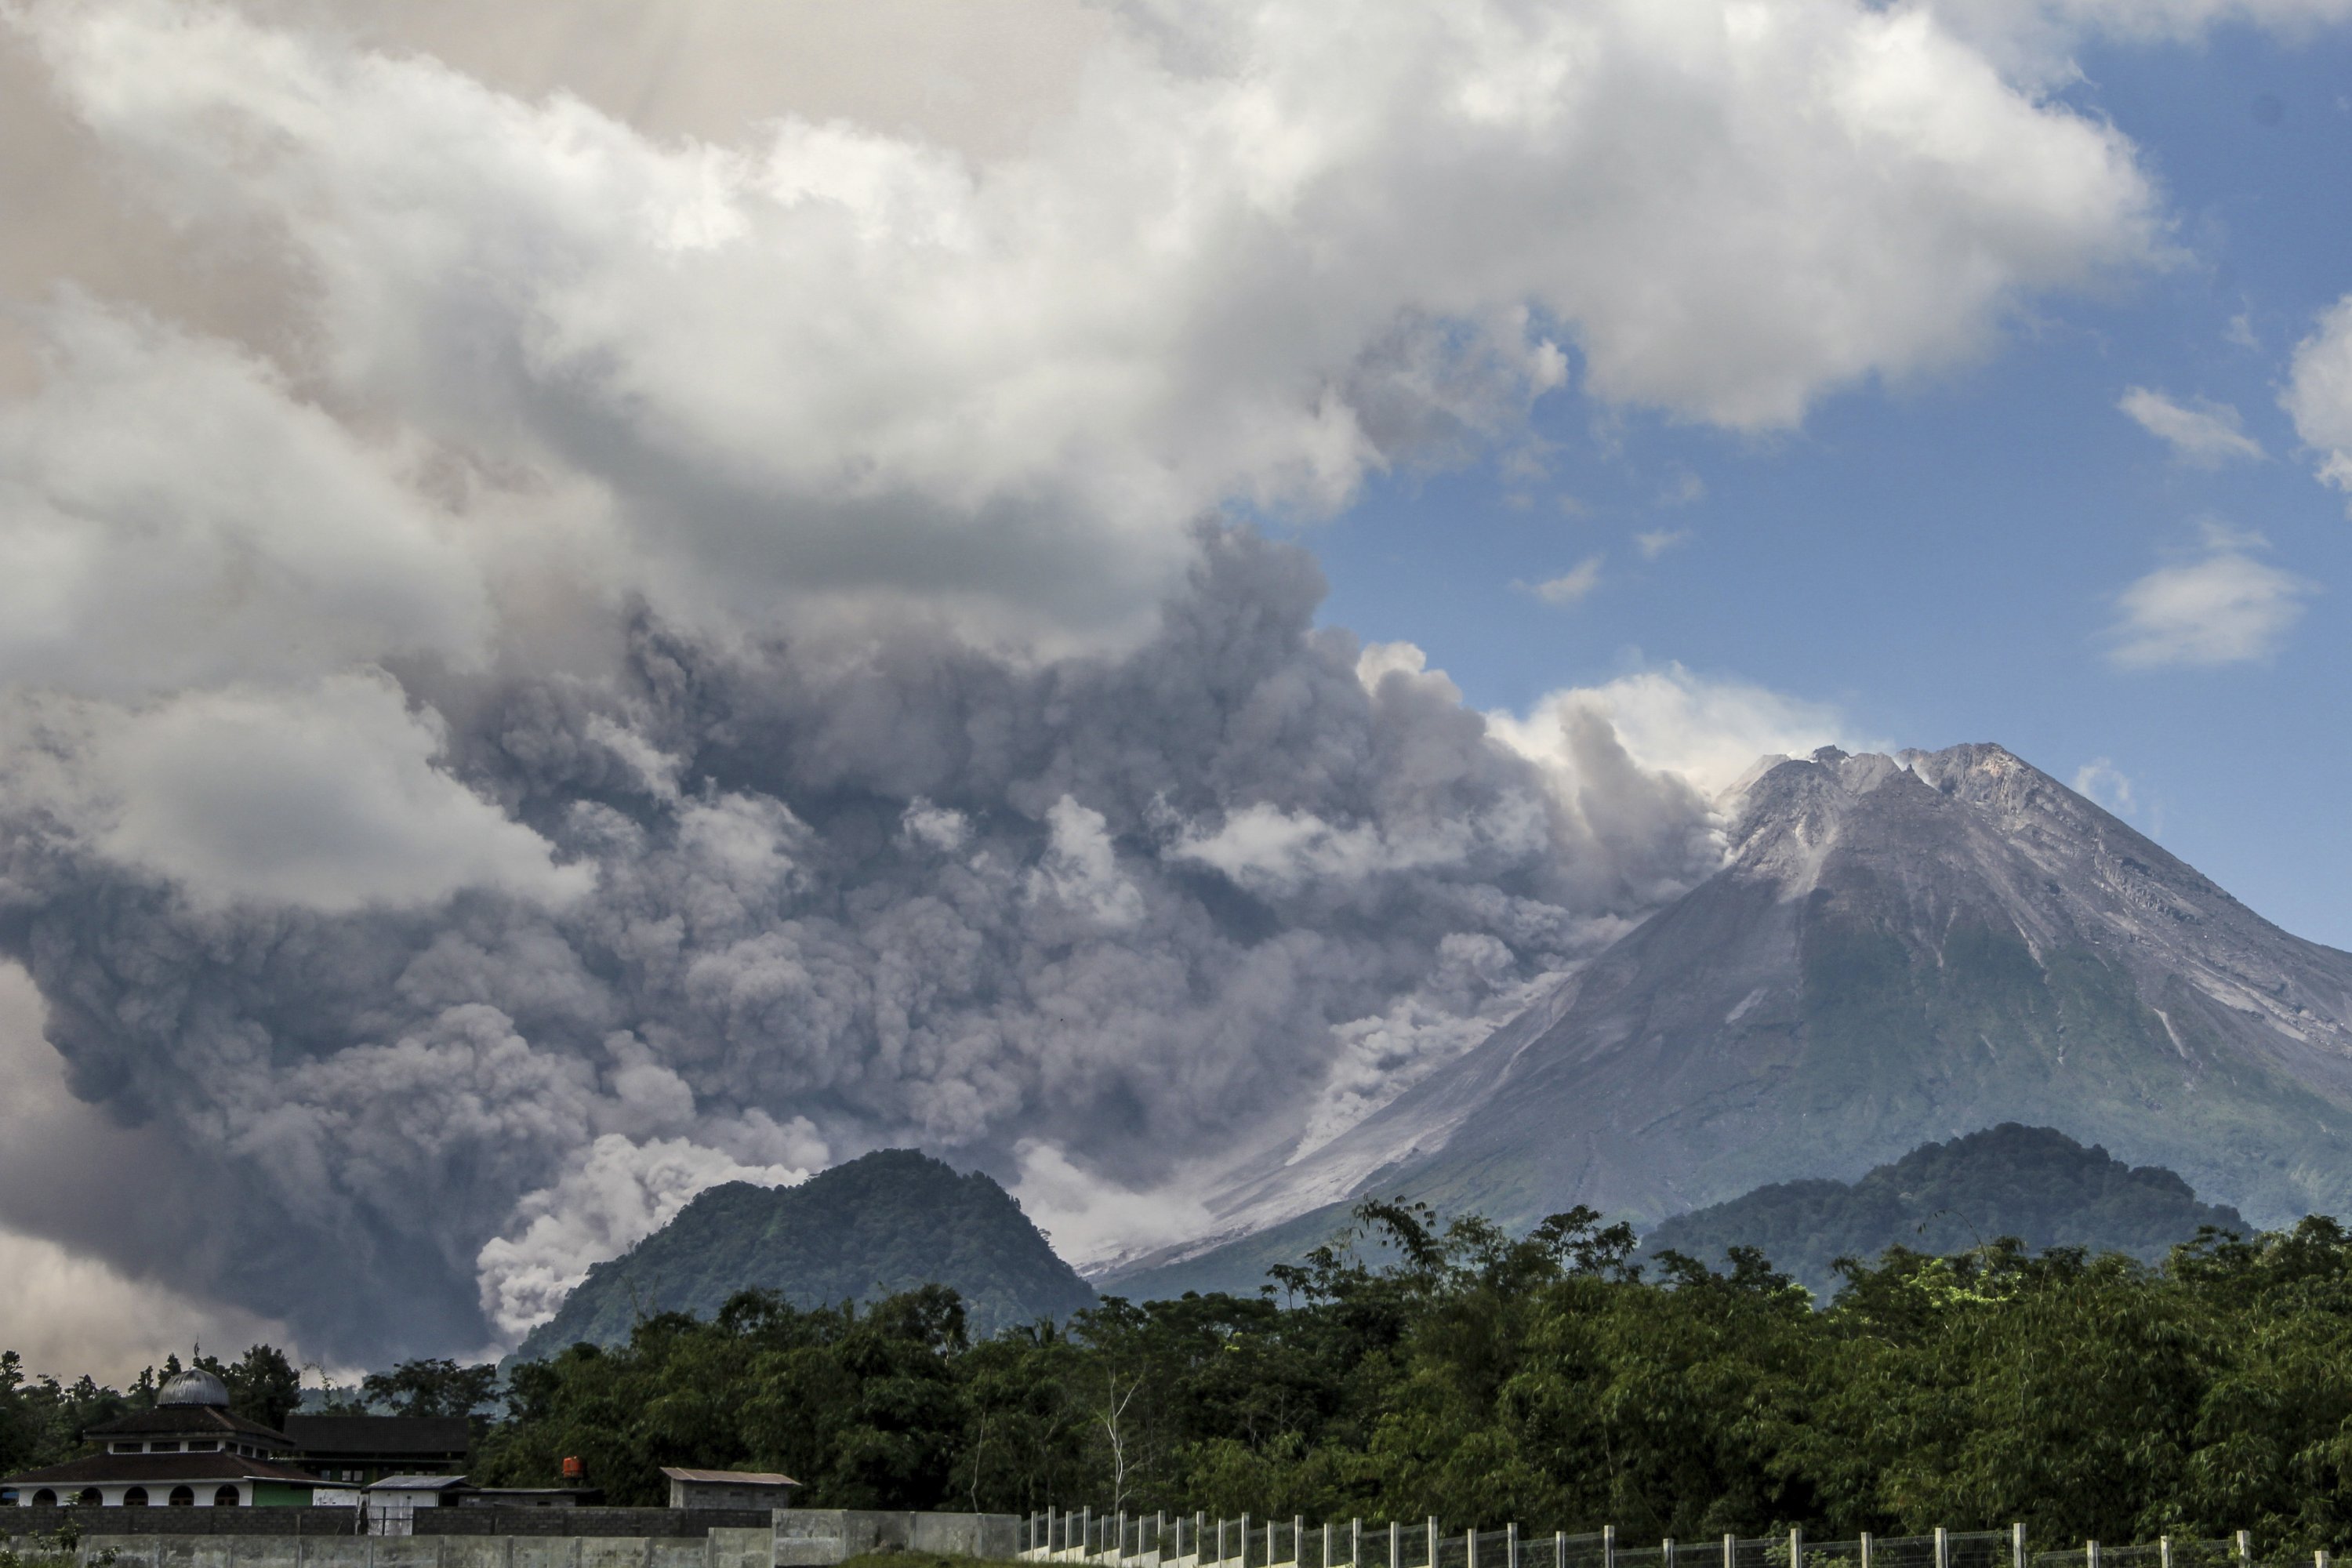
1,1508,361,1537
2,1507,1019,1568
775,1510,1020,1566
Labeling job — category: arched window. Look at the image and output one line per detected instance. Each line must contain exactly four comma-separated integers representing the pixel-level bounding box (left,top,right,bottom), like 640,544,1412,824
213,1486,241,1508
168,1486,196,1506
122,1487,150,1506
75,1489,100,1507
31,1490,56,1506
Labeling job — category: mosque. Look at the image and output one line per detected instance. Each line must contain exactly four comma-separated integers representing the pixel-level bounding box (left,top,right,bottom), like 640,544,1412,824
0,1367,326,1508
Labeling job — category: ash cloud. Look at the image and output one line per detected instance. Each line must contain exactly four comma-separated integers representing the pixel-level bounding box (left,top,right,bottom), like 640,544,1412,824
0,532,1722,1356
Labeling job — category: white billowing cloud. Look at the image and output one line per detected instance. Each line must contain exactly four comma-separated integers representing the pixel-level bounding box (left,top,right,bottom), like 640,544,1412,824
2073,757,2138,816
1634,528,1691,560
2107,528,2316,669
7,0,2160,638
475,1127,822,1338
1526,555,1606,606
1171,801,1490,898
85,674,591,913
1010,1139,1213,1270
2284,295,2352,499
1493,662,1867,798
0,298,495,695
2119,386,2266,466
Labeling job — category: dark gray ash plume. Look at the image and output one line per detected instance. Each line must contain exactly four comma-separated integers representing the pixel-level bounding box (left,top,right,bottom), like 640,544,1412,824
0,530,1723,1360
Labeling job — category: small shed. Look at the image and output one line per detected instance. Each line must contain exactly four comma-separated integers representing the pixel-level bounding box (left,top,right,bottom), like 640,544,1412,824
659,1466,799,1511
361,1474,468,1535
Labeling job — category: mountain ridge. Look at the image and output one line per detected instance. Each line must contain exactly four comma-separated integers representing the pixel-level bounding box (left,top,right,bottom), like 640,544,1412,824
1640,1121,2251,1299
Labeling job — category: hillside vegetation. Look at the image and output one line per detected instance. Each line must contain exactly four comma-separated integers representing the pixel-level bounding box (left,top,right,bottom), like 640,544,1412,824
467,1201,2352,1552
512,1149,1096,1360
16,1197,2352,1551
1641,1123,2248,1298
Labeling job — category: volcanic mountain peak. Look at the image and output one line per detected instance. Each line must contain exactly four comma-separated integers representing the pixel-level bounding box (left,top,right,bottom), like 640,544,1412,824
1105,741,2352,1300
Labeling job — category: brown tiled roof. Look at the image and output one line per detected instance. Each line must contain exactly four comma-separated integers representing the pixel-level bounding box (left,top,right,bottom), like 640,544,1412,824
282,1416,470,1457
85,1406,290,1443
2,1453,325,1487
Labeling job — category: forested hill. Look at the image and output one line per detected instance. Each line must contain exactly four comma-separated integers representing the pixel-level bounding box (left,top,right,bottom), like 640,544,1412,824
511,1149,1095,1360
1641,1122,2248,1297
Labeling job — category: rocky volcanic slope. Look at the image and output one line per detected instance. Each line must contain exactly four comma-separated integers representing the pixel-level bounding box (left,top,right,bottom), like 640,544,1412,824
1109,744,2352,1297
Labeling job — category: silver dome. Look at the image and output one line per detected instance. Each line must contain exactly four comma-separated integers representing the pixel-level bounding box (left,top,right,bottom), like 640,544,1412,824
157,1368,230,1407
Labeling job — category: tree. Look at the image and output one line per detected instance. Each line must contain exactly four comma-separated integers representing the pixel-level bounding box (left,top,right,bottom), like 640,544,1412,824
361,1359,501,1423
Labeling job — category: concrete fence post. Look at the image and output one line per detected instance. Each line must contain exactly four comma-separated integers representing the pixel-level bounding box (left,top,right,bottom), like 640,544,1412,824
1557,1532,1566,1568
2315,1552,2328,1568
1327,1522,1335,1568
1296,1518,1305,1568
1935,1530,1949,1568
2086,1541,2100,1568
1723,1534,1736,1568
1467,1528,1476,1568
1391,1521,1400,1568
1860,1534,1872,1568
1428,1519,1439,1568
1243,1514,1252,1568
2161,1539,2172,1568
2013,1525,2027,1568
2238,1535,2252,1568
1603,1526,1616,1568
1664,1539,1675,1568
1509,1524,1519,1568
1791,1528,1804,1568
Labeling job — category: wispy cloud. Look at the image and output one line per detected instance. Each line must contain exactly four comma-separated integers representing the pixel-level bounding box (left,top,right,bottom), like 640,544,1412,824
1657,470,1708,506
1521,555,1605,606
2118,387,2265,466
2285,296,2352,501
2071,758,2137,817
2106,525,2314,669
1634,528,1690,560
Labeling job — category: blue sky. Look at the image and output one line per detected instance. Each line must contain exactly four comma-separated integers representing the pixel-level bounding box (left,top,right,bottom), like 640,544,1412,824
1307,22,2352,947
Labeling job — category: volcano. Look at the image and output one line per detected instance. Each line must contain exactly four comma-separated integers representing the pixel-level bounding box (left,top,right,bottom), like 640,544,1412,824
1109,743,2352,1296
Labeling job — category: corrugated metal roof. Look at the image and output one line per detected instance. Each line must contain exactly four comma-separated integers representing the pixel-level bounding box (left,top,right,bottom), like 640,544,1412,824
284,1415,471,1455
659,1467,798,1487
365,1475,470,1491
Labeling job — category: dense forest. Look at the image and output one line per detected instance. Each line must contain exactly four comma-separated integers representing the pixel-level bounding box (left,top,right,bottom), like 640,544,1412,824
14,1203,2352,1555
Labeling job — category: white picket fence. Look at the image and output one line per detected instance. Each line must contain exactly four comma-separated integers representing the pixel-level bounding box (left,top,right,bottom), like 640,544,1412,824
1015,1516,2305,1568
